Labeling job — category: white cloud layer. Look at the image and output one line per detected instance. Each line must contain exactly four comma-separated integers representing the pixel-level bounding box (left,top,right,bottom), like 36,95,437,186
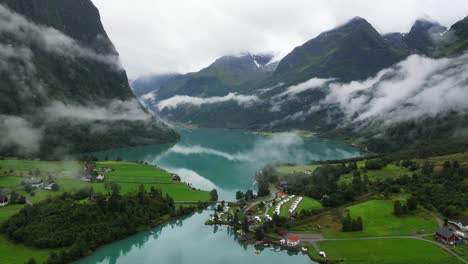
0,4,121,69
324,53,468,126
157,93,258,111
91,0,468,78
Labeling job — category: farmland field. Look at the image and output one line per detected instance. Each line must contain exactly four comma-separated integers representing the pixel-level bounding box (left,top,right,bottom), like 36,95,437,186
318,239,463,264
290,199,438,238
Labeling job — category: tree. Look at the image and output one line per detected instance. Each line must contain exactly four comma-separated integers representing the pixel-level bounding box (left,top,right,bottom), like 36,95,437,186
257,180,270,197
255,228,265,241
51,183,60,192
394,200,403,216
341,213,352,232
241,216,249,232
25,258,36,264
245,190,254,201
356,216,363,231
235,191,244,201
210,189,218,201
363,174,369,192
407,197,418,211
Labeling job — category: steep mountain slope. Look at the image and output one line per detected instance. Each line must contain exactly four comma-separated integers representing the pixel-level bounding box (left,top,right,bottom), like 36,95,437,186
141,17,409,130
131,73,182,98
274,17,405,83
133,53,276,101
0,0,178,158
136,15,468,154
403,18,446,54
436,15,468,56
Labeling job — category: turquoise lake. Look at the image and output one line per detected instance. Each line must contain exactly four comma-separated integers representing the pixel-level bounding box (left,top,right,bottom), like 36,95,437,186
77,127,364,264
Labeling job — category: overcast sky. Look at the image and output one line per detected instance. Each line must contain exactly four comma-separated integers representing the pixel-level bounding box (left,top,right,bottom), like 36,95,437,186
91,0,468,79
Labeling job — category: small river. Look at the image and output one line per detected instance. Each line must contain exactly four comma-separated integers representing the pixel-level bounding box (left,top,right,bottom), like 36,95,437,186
77,127,364,264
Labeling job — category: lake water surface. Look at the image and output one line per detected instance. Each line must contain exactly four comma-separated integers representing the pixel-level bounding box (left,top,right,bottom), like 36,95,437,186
77,127,364,264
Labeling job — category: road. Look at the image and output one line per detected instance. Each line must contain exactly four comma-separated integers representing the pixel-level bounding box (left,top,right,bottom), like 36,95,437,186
245,185,277,212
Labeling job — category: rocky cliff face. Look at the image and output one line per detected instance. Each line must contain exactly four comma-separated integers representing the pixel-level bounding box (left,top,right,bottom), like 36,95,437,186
0,0,178,159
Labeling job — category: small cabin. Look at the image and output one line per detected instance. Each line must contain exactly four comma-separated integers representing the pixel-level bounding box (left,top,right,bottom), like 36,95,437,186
286,236,301,247
0,195,8,207
436,227,457,244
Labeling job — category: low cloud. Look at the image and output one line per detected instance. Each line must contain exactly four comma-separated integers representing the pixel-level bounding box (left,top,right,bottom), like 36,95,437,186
42,100,151,123
0,115,43,155
274,78,332,99
0,4,121,69
157,93,258,111
324,53,468,126
270,78,332,111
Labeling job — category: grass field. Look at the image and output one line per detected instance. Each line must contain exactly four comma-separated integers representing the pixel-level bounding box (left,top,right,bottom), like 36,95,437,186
339,164,410,185
0,159,80,175
452,243,468,261
276,164,320,175
22,161,211,203
318,239,462,264
290,199,438,237
0,176,23,187
0,235,50,264
266,196,322,217
0,205,25,223
327,200,438,238
97,162,174,183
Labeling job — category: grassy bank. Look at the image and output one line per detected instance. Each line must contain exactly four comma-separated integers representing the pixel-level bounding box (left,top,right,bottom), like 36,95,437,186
317,239,463,264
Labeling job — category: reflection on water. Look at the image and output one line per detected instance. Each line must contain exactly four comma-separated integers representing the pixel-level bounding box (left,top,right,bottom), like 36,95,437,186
88,127,364,200
77,127,364,264
76,210,315,264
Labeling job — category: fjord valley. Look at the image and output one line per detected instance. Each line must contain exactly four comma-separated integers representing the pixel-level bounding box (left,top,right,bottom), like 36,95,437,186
0,0,468,264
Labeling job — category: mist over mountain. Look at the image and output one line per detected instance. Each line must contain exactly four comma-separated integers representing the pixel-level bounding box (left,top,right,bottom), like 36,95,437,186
0,0,178,159
134,14,468,153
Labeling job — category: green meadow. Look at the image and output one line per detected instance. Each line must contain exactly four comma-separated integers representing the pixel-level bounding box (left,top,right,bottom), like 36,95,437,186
327,200,438,238
290,199,438,238
318,239,463,264
276,164,320,175
338,164,410,184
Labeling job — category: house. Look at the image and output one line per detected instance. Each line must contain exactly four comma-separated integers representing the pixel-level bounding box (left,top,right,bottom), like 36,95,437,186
449,220,468,232
98,167,112,172
276,192,287,198
436,227,457,244
0,195,8,207
304,169,313,175
44,183,57,191
80,176,92,182
24,178,44,188
277,181,288,190
96,174,105,181
286,236,301,247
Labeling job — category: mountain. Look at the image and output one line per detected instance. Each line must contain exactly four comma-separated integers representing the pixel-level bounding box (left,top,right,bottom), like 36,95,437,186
134,14,468,154
131,73,182,98
436,15,468,56
274,17,405,83
403,18,447,54
133,53,277,103
0,0,178,159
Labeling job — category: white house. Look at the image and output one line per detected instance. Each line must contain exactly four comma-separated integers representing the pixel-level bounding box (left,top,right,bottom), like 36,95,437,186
0,195,8,207
286,236,301,247
96,174,105,181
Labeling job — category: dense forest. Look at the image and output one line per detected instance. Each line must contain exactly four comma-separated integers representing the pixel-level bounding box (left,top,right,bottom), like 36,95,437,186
1,185,198,264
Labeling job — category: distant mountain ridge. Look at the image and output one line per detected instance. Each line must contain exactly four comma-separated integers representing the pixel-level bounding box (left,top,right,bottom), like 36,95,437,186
133,14,468,153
